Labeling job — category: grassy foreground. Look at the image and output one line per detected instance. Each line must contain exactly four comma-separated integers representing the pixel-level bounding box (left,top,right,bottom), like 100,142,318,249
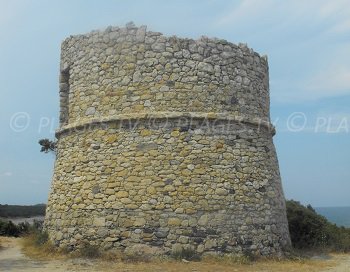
84,258,339,272
18,234,339,272
2,200,349,271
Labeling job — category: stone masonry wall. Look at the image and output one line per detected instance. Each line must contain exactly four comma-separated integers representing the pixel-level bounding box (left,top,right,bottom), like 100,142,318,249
45,23,291,256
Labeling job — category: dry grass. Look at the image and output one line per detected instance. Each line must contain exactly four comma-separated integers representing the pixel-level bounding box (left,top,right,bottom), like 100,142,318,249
94,257,337,272
20,233,67,260
0,236,15,248
17,234,340,272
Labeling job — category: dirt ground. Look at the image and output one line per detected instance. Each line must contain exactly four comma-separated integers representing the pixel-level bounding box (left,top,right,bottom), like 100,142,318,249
0,237,349,272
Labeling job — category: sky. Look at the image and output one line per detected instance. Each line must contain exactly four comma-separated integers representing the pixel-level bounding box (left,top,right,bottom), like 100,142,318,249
0,0,349,207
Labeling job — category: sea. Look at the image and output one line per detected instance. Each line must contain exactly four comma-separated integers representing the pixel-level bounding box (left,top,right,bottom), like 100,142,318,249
315,206,350,228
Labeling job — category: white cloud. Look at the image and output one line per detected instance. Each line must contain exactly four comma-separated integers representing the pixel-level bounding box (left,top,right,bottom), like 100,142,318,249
273,40,350,103
0,1,27,28
3,172,13,177
217,0,350,26
321,0,350,18
271,67,350,103
328,19,350,34
305,65,350,97
216,0,350,103
217,0,277,26
320,0,350,34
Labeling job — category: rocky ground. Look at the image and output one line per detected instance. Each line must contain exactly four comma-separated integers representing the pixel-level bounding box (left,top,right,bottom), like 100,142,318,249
0,237,349,272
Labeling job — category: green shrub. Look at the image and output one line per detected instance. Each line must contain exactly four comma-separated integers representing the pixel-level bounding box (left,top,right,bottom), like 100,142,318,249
171,247,200,261
21,231,60,259
0,218,42,237
79,242,101,258
286,200,350,252
0,220,20,237
34,231,49,246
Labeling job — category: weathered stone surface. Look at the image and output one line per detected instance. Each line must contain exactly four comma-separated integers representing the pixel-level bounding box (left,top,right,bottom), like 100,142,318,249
198,215,209,226
93,217,105,227
85,107,96,116
124,244,167,257
45,23,291,257
168,218,181,226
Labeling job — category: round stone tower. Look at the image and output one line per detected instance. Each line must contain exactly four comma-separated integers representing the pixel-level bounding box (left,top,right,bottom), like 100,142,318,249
45,23,291,256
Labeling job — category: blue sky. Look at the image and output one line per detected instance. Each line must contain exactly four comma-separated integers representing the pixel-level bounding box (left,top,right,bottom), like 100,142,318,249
0,0,349,207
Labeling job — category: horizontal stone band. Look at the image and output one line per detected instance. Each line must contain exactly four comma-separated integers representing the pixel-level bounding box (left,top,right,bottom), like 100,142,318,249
56,112,275,137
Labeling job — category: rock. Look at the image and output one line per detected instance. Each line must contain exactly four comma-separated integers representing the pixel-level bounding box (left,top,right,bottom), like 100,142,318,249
164,185,175,192
135,25,147,42
105,237,120,242
107,135,118,143
178,236,189,244
144,100,151,107
168,218,181,226
134,228,142,234
56,231,64,240
170,130,180,137
136,143,158,151
151,42,165,52
155,230,168,238
140,129,152,136
204,239,217,249
198,62,214,73
85,107,96,116
160,86,170,92
116,191,129,198
134,218,146,227
125,21,135,28
187,164,195,170
124,244,166,257
93,217,105,227
198,214,209,226
133,71,142,82
215,188,228,196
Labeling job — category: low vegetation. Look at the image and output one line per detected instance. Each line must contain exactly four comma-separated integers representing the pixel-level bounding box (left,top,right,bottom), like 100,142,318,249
79,242,101,259
38,138,56,153
0,204,46,218
286,200,350,252
1,200,349,265
171,247,201,261
0,218,43,237
0,232,341,272
21,231,65,260
19,231,340,272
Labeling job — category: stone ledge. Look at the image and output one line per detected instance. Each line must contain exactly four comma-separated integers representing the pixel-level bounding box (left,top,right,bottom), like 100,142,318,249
56,112,276,137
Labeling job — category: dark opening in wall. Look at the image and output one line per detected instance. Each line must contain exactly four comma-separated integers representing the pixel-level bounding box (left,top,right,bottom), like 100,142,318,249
59,68,70,126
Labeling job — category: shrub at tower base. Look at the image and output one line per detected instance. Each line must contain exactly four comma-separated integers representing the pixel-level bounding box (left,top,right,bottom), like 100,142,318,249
44,23,291,256
286,200,350,252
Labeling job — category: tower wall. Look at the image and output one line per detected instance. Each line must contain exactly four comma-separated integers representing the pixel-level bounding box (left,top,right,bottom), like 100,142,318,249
45,24,291,256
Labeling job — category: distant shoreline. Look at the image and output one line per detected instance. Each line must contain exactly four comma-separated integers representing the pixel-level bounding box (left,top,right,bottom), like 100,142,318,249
0,204,46,219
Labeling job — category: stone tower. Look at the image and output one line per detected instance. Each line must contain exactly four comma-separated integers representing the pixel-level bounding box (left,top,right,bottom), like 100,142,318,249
45,23,291,256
